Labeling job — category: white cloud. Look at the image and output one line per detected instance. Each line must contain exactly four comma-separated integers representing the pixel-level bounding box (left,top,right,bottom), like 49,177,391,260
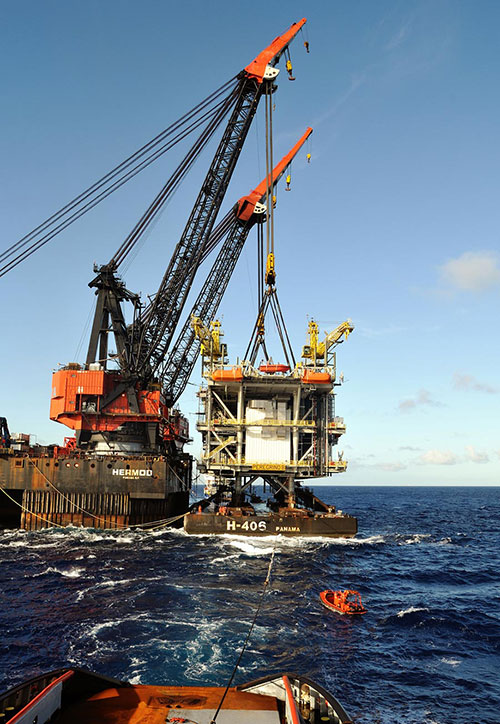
349,458,406,471
377,462,407,472
440,251,500,292
417,449,459,466
398,389,442,412
465,446,489,464
453,372,498,394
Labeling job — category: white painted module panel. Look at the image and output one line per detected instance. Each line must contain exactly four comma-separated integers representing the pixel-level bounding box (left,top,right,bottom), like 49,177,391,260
245,399,290,464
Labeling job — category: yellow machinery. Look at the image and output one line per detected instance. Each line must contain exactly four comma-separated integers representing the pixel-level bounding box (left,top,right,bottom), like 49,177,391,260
302,319,354,366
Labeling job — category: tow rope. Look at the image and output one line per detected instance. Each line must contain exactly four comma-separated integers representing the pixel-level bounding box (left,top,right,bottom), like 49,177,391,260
209,540,277,724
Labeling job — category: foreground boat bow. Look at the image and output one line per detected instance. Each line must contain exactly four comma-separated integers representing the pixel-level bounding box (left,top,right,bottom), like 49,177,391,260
0,668,351,724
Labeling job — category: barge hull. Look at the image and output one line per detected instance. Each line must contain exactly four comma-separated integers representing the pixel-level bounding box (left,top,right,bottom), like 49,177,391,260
0,454,191,530
184,512,357,537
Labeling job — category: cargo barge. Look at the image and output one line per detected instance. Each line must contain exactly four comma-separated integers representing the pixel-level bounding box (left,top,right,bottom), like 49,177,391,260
185,507,357,538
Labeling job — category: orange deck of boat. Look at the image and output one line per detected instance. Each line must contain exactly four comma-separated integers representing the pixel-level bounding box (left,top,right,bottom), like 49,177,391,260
56,685,279,724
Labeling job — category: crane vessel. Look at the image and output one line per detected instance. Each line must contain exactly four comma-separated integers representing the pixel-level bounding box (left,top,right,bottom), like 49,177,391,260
0,20,312,531
1,18,357,537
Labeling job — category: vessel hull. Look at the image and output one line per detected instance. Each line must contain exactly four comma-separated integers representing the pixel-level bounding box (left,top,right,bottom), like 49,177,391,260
184,511,357,537
319,591,366,615
0,455,190,530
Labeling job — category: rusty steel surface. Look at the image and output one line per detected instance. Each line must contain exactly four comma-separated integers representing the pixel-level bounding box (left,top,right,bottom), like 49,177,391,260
0,454,190,530
184,511,357,538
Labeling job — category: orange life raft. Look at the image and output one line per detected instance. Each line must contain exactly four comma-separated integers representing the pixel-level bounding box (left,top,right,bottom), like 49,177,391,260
259,363,290,374
319,589,366,615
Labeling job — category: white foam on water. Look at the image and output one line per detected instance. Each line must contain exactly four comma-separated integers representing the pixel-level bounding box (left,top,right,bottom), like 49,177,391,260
396,606,429,618
34,565,85,578
227,539,275,556
401,534,432,545
86,613,149,639
440,657,461,666
336,534,386,545
210,554,240,563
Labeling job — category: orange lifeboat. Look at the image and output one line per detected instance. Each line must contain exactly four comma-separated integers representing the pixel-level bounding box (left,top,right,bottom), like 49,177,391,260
319,589,366,615
212,367,244,382
302,370,331,384
259,363,290,374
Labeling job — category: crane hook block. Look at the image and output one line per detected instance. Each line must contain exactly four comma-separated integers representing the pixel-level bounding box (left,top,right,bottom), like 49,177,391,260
265,253,276,285
304,41,310,53
285,174,291,191
306,153,311,163
286,59,295,81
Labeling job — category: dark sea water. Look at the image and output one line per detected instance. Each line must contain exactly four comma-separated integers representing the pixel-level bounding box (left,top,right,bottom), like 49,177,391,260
0,485,499,724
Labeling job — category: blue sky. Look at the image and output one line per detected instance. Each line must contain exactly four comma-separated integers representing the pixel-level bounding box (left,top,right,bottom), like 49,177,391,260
1,0,499,484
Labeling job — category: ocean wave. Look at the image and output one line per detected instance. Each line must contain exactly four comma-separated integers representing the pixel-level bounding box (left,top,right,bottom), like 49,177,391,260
33,565,85,578
226,539,275,556
399,533,432,545
396,606,429,618
440,657,461,666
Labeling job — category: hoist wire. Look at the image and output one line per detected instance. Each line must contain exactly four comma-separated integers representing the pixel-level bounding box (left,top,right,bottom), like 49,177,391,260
136,208,236,323
269,290,295,368
0,78,239,278
257,222,263,309
273,291,296,367
0,76,236,264
264,91,271,259
0,94,234,278
111,87,240,269
268,86,275,257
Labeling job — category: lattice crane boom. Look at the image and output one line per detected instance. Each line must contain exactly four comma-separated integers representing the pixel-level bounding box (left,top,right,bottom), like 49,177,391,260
134,20,307,386
162,128,313,404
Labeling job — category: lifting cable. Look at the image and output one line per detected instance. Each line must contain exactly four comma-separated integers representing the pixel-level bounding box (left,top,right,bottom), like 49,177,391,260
1,91,236,278
269,291,296,368
0,77,239,278
257,222,264,309
138,208,236,322
209,540,277,724
111,87,240,269
198,208,237,264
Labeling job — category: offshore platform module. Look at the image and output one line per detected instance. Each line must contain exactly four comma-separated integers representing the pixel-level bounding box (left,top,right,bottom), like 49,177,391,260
185,314,357,537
